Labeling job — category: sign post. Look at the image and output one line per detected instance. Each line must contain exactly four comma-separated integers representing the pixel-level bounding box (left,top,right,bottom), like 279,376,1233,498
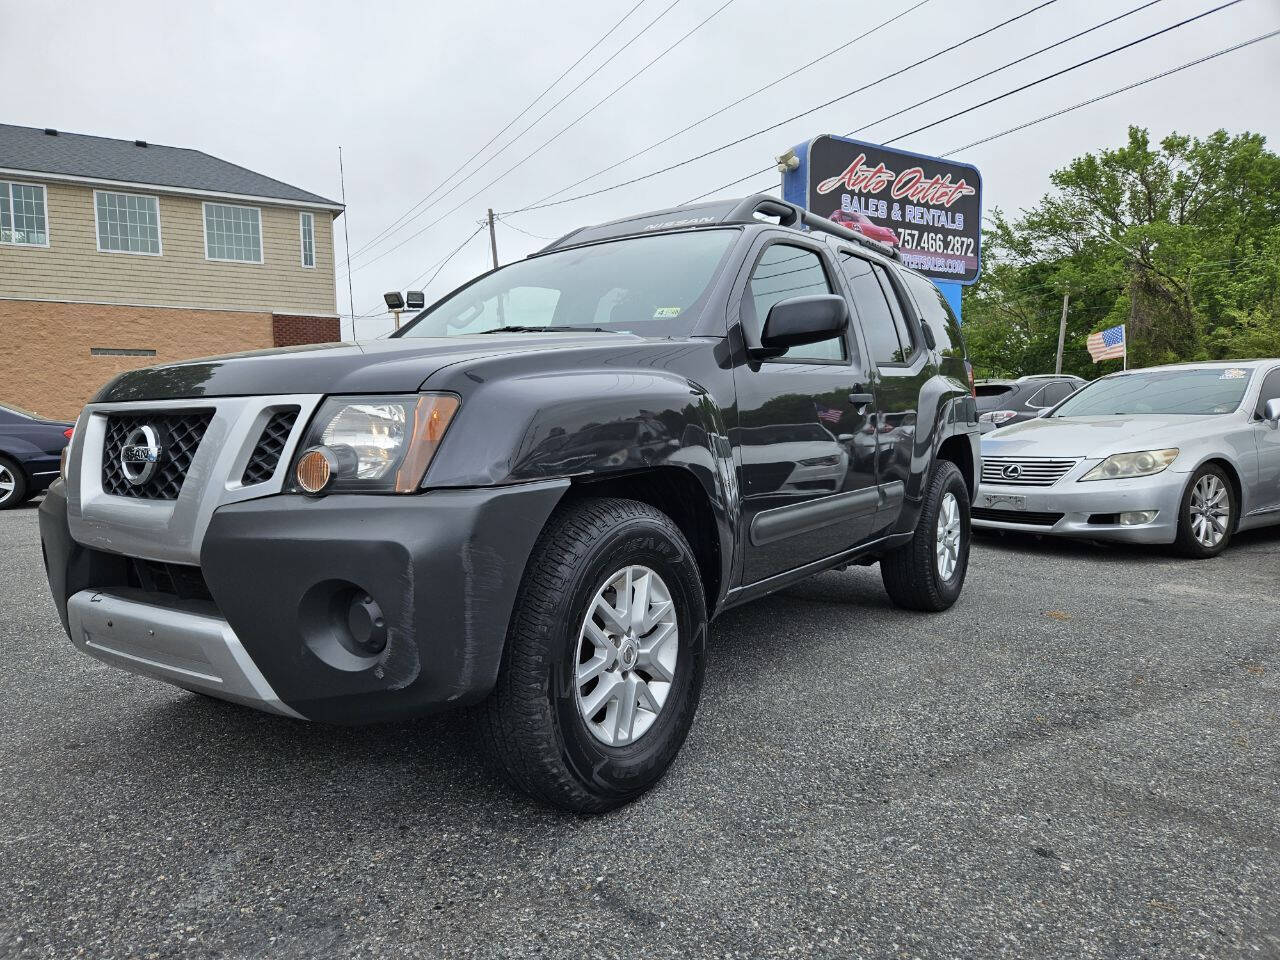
781,135,982,320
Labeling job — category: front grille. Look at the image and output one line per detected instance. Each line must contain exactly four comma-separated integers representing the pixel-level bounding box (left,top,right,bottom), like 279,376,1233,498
126,557,214,602
972,507,1064,526
241,407,299,485
101,410,213,500
981,457,1078,487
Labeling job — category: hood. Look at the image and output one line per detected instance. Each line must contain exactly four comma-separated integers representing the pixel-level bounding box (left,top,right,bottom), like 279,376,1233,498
980,414,1232,459
92,332,645,403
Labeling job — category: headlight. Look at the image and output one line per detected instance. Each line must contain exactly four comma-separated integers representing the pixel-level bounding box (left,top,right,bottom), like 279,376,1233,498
288,394,459,494
1079,448,1179,482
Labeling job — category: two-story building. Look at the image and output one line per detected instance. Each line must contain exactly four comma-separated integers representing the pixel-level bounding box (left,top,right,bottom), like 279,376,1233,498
0,123,344,420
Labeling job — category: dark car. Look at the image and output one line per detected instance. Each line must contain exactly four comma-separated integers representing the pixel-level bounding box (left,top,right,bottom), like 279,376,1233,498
41,194,980,812
0,401,72,509
975,375,1084,433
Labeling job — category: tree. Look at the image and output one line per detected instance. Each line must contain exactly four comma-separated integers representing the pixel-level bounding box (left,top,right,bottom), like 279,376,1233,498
962,127,1280,378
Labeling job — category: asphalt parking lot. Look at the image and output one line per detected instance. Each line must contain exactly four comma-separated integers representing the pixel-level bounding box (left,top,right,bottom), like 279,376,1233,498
1,500,1276,960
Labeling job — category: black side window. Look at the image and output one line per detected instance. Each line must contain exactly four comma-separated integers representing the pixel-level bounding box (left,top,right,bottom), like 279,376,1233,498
746,244,844,361
872,263,916,358
1255,368,1280,417
902,271,964,358
1044,381,1076,406
840,254,906,366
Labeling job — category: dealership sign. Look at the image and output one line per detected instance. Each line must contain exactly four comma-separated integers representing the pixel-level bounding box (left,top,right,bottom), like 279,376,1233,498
782,134,982,286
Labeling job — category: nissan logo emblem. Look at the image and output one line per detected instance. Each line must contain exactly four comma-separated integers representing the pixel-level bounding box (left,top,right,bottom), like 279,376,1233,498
120,425,163,486
1001,463,1022,480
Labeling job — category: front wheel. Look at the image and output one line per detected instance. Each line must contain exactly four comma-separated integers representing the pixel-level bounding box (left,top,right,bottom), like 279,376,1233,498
880,460,970,612
1174,464,1235,558
480,497,707,813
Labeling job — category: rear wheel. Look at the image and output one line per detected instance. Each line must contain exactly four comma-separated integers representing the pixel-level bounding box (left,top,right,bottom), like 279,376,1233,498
1174,465,1235,558
880,460,970,612
480,497,706,813
0,458,27,510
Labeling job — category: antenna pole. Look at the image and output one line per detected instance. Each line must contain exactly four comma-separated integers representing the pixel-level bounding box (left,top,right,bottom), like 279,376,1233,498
338,146,356,339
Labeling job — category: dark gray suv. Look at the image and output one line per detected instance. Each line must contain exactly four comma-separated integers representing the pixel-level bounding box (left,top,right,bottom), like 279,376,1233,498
975,375,1084,433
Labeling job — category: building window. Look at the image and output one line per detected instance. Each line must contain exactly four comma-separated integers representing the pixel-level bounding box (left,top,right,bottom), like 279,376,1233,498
95,191,162,255
0,181,49,246
299,211,315,267
203,202,262,263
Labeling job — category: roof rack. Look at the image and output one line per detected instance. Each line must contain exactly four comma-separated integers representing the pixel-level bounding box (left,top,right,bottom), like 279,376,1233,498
539,194,903,261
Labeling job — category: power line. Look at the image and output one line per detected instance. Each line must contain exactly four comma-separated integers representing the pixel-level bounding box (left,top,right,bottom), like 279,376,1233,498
343,0,688,271
407,223,488,291
941,28,1280,156
498,217,557,242
343,0,738,277
685,0,1248,203
344,0,648,263
500,0,1062,215
519,0,935,211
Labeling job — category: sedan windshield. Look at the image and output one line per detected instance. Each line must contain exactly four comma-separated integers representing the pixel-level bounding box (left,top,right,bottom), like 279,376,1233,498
396,229,738,339
1051,368,1253,417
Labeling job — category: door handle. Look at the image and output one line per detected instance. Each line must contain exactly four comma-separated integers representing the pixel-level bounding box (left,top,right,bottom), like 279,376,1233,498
848,392,874,408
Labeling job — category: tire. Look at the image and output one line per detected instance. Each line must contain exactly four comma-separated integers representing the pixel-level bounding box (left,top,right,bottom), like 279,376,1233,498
880,460,970,612
0,457,28,510
480,497,707,813
1174,464,1235,558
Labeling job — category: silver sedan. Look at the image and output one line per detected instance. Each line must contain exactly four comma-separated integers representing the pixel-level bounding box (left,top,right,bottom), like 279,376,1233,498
973,360,1280,557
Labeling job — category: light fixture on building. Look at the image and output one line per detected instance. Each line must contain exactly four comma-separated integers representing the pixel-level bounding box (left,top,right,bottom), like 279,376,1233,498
776,149,800,173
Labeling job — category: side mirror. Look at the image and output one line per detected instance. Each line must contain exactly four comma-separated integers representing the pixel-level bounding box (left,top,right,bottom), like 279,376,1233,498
1264,397,1280,424
757,295,848,354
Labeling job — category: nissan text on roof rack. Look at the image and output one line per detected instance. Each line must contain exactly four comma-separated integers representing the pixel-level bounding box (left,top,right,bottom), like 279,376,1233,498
974,360,1280,557
41,195,980,812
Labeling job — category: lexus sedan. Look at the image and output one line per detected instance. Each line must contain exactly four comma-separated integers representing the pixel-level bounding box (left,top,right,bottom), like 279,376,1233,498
0,401,72,509
973,361,1280,557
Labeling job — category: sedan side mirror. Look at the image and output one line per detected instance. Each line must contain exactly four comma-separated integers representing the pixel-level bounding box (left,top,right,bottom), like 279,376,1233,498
1264,397,1280,424
757,295,848,354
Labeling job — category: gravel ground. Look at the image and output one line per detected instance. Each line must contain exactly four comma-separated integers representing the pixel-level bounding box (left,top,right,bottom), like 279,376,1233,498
1,499,1277,960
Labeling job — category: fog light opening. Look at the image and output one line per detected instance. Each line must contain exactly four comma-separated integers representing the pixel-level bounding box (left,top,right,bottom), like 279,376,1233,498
1119,510,1158,526
298,580,388,672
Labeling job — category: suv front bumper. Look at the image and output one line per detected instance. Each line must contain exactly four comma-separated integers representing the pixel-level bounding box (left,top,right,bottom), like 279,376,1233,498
41,479,567,723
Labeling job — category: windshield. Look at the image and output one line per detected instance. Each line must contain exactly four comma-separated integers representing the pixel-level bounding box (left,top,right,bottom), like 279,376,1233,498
396,229,738,339
1052,368,1253,417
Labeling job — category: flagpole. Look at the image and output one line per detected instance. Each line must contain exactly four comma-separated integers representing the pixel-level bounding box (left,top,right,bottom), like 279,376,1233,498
1123,324,1128,370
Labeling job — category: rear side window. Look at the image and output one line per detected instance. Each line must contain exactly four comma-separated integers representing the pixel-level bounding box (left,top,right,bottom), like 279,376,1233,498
840,254,908,366
975,384,1013,398
745,244,844,361
901,271,965,359
1041,381,1077,406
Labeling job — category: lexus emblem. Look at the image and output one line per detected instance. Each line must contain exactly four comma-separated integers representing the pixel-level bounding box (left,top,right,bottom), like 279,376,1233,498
1001,463,1022,480
120,425,163,486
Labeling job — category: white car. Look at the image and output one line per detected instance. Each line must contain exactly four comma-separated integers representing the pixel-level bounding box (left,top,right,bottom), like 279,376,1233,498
973,360,1280,557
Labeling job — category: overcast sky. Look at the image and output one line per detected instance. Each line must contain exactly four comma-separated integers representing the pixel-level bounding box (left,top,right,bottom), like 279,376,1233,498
9,0,1279,338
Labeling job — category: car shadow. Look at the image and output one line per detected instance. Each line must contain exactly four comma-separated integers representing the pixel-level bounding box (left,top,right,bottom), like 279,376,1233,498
973,521,1280,560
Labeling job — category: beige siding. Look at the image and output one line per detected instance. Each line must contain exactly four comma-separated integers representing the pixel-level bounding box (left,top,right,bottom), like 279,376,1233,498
0,179,338,315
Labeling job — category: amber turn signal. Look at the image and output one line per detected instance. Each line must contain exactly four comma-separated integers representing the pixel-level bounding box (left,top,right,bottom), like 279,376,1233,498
295,447,334,494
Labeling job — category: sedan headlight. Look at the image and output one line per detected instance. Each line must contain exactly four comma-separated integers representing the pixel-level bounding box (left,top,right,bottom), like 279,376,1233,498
288,394,460,494
1079,448,1179,482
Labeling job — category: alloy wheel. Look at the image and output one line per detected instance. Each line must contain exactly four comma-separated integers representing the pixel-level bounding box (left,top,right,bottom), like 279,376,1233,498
574,565,679,747
1189,474,1229,548
0,464,16,505
935,491,962,581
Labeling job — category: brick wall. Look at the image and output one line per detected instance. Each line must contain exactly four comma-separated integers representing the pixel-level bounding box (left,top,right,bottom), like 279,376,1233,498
272,313,341,347
0,300,274,421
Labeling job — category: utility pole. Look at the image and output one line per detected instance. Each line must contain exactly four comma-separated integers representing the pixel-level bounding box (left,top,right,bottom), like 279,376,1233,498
487,208,500,270
1054,290,1070,375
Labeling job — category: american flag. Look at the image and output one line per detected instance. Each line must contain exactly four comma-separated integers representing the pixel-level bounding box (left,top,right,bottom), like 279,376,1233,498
815,402,842,424
1087,323,1126,362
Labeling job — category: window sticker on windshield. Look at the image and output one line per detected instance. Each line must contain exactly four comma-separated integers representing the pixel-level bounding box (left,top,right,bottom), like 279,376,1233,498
653,307,682,319
1220,368,1247,379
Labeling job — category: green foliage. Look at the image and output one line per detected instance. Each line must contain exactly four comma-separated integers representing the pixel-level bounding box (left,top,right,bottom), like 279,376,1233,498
962,127,1280,379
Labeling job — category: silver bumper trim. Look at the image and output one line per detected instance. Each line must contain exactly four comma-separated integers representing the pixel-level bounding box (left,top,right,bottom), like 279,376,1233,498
66,589,303,718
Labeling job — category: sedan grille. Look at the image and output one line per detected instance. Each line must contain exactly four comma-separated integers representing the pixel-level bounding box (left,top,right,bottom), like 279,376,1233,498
981,457,1079,487
241,408,299,485
101,411,214,500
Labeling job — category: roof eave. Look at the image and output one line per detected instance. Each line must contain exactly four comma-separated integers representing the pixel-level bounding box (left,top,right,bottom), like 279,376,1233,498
0,166,345,212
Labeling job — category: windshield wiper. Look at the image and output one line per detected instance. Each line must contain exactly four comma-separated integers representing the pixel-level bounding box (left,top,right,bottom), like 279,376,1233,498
477,325,612,334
